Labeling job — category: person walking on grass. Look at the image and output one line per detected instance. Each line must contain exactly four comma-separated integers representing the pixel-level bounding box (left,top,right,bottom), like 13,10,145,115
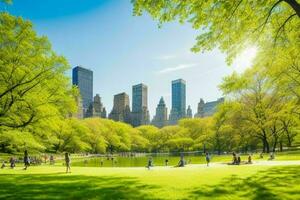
147,157,153,170
10,157,15,169
205,152,211,167
65,152,71,173
23,150,30,170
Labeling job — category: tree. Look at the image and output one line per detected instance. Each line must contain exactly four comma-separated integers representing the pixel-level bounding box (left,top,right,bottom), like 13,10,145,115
137,125,161,152
179,117,214,151
220,68,300,152
0,13,76,129
132,0,299,63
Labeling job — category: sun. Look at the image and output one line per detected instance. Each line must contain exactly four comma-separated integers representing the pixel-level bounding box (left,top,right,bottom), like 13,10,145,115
232,46,258,73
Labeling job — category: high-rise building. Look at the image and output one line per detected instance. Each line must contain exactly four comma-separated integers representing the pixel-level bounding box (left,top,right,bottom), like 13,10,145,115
72,66,93,117
186,105,193,118
131,83,150,127
109,92,131,124
87,94,107,118
194,98,224,117
194,98,205,118
169,79,186,124
152,97,168,128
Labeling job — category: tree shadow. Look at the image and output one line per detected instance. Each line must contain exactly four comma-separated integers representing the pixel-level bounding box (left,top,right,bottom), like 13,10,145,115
188,166,300,200
0,173,160,200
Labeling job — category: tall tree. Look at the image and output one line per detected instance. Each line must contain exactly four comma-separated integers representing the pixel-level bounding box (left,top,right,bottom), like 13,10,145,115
0,13,76,129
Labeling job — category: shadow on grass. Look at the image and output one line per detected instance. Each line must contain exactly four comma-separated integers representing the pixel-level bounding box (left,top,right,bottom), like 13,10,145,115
189,166,300,200
0,173,159,200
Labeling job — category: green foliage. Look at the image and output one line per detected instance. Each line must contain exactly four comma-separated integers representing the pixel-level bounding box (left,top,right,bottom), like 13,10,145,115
0,13,77,129
132,0,300,64
0,130,45,153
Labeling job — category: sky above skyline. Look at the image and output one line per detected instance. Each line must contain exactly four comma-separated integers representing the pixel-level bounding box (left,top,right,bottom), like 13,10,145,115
1,0,256,118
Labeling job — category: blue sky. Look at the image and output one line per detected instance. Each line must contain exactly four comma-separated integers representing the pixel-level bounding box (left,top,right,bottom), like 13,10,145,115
2,0,255,118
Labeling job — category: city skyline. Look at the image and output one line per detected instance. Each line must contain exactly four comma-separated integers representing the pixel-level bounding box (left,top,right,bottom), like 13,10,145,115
4,0,257,118
73,65,223,126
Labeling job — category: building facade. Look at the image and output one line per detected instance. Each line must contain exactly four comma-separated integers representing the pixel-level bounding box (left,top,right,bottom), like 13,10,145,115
194,98,224,117
86,94,107,118
194,98,205,118
169,79,186,124
109,92,131,124
186,105,193,118
152,97,168,128
131,83,150,127
72,66,93,117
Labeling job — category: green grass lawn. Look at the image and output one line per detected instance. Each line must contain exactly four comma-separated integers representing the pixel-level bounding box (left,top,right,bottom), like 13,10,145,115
0,163,299,200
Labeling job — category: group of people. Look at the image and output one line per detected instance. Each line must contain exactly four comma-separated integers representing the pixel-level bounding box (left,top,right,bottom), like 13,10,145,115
146,152,212,169
1,157,16,169
1,150,70,173
231,152,253,165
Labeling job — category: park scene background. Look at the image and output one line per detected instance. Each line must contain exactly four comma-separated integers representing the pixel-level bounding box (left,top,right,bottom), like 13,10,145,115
0,0,300,199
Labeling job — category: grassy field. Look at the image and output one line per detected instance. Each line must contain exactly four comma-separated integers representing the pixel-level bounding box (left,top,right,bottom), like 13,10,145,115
0,163,299,200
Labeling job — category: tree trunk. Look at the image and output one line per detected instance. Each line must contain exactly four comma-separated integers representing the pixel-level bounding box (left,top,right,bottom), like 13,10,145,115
279,141,283,152
265,140,270,153
287,133,292,147
284,0,300,17
272,138,278,153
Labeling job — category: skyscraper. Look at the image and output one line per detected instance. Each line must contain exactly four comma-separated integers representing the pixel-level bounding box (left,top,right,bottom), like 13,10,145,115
152,97,168,128
131,83,150,127
109,92,131,124
72,66,93,117
169,79,186,124
194,98,205,118
186,105,193,118
87,94,107,118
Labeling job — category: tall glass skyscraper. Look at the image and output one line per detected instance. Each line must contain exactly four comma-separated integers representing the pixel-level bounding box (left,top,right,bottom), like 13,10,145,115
169,79,186,124
72,66,93,117
131,83,149,127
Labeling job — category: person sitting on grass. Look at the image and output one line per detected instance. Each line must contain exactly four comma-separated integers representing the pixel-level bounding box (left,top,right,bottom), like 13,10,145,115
260,152,264,159
23,150,30,170
247,154,252,164
269,152,275,160
10,157,15,169
65,152,71,173
176,155,185,167
146,157,153,170
205,152,210,167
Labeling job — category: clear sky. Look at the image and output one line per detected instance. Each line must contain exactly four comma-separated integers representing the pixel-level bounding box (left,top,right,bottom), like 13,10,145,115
1,0,256,118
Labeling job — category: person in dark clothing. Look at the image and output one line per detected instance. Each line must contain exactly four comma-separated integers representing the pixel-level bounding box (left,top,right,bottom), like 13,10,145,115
23,150,30,170
165,159,169,166
232,152,238,165
147,157,153,170
10,157,15,169
237,154,241,165
247,154,252,164
49,155,55,165
205,152,210,166
65,152,71,173
177,154,185,167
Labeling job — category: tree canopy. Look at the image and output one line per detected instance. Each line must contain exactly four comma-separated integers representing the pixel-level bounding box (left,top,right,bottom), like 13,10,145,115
132,0,299,63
